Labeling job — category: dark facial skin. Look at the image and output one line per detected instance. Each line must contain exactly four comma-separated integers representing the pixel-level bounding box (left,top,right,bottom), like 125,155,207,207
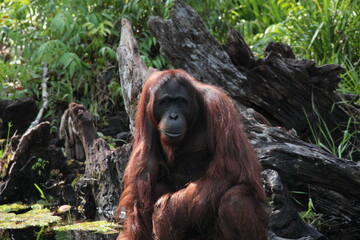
153,80,196,145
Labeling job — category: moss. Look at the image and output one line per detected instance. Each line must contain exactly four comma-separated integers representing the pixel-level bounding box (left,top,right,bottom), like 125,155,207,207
70,173,83,188
0,203,119,235
54,220,119,234
0,202,28,213
0,204,61,229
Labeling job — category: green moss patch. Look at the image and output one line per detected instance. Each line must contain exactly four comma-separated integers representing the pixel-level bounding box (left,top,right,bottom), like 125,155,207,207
0,202,28,213
54,220,119,234
0,203,119,235
0,204,61,229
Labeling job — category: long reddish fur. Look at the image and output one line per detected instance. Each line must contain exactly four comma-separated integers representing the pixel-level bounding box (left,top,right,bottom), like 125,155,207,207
116,69,267,240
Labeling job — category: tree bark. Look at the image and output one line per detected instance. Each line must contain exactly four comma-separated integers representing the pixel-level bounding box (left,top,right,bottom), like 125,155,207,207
117,18,156,132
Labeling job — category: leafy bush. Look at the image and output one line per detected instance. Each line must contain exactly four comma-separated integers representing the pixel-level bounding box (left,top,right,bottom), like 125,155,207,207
0,0,172,122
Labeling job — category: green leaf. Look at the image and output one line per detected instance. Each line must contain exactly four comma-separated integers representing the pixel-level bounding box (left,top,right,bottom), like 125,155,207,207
35,40,67,64
58,52,82,78
102,20,114,28
34,183,46,200
50,12,73,36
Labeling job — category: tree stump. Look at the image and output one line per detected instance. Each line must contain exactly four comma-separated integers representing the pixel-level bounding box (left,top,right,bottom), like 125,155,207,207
59,103,131,220
0,122,51,203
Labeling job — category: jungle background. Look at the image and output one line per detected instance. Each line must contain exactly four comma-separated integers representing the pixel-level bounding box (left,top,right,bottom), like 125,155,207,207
1,0,359,159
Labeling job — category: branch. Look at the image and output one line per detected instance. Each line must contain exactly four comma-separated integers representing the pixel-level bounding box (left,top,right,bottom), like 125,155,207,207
27,62,49,132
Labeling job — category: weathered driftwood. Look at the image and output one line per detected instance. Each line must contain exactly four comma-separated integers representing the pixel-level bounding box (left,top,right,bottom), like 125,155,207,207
27,62,49,131
59,109,85,161
263,170,321,240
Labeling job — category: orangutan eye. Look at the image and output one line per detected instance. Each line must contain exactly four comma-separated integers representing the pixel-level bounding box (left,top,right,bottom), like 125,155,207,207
176,97,187,105
160,97,171,105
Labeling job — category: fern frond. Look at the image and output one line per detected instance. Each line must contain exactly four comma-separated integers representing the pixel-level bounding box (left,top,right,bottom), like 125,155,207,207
58,52,83,78
99,47,117,61
50,12,73,36
35,40,68,63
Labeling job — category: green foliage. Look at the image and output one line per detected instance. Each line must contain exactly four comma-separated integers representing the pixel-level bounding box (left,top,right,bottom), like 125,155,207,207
186,0,290,45
299,197,323,226
338,57,360,97
0,0,176,123
305,106,359,160
291,190,324,227
32,158,49,176
275,0,358,75
0,0,358,150
34,183,47,200
0,59,40,100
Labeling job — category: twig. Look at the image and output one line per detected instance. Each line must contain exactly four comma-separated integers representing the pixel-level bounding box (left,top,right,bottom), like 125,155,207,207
27,62,49,131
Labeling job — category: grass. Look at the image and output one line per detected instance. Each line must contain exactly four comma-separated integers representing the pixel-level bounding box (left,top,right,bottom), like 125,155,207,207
34,183,47,201
338,57,360,98
305,105,359,160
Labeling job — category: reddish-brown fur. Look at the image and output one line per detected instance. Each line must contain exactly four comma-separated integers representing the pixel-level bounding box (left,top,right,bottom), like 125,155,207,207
116,69,267,240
